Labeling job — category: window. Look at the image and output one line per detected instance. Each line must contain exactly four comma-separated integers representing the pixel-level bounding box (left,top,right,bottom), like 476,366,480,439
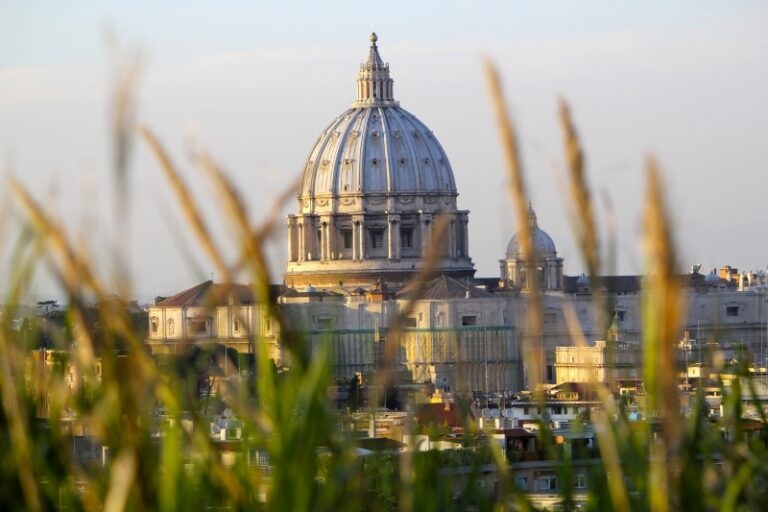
615,310,625,321
233,319,240,333
546,365,554,382
190,319,207,335
404,317,417,328
400,227,413,249
461,315,477,326
150,316,158,334
575,474,587,489
317,318,332,330
167,318,175,336
370,229,384,249
341,229,353,250
544,312,557,324
515,477,528,491
536,475,558,491
726,306,740,317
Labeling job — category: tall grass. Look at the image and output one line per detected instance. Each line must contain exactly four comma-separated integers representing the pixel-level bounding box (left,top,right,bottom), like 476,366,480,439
0,53,766,512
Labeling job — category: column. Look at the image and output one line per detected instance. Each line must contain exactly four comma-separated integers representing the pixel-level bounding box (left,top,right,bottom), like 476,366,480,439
324,220,331,260
328,217,336,260
448,218,456,258
299,220,307,261
307,218,317,261
388,214,400,260
420,212,432,255
287,217,296,262
357,216,366,260
461,216,469,258
317,220,325,261
323,220,330,260
352,215,364,260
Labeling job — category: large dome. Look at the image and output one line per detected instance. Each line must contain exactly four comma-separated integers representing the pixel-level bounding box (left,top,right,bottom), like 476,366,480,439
299,106,457,201
284,34,474,289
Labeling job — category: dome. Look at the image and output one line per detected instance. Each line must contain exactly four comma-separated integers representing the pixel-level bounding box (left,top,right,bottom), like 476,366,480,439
505,205,557,258
299,106,457,201
705,270,720,284
298,34,457,211
284,34,474,289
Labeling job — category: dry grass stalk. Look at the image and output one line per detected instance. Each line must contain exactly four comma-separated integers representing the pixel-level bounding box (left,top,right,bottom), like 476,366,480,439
10,175,188,510
558,99,600,279
359,214,450,512
192,148,307,365
0,327,42,512
483,59,544,388
107,40,143,300
139,128,229,281
642,157,684,511
558,99,617,343
563,301,631,511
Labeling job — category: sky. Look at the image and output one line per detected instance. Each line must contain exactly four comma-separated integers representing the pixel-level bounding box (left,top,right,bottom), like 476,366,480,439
1,1,767,302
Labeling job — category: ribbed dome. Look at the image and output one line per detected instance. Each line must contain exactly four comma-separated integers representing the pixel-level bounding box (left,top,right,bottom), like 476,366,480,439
505,205,557,258
300,106,457,199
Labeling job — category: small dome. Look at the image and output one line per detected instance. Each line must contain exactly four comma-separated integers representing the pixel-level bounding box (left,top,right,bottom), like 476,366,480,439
505,205,557,258
576,273,590,286
705,270,720,284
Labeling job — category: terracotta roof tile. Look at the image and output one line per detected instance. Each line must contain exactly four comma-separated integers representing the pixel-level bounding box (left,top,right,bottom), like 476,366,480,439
156,281,256,307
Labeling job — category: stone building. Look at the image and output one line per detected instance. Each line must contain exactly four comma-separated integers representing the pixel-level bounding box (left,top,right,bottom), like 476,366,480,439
146,33,768,393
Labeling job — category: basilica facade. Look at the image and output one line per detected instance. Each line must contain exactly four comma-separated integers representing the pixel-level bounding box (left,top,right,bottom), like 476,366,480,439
146,34,768,393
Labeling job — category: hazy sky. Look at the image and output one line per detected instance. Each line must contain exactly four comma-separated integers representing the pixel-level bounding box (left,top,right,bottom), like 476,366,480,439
1,1,767,302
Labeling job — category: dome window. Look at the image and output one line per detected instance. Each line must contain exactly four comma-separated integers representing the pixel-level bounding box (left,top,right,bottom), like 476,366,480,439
372,158,379,165
370,130,379,139
423,158,430,165
370,229,385,249
399,158,407,166
341,228,353,249
400,227,414,248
